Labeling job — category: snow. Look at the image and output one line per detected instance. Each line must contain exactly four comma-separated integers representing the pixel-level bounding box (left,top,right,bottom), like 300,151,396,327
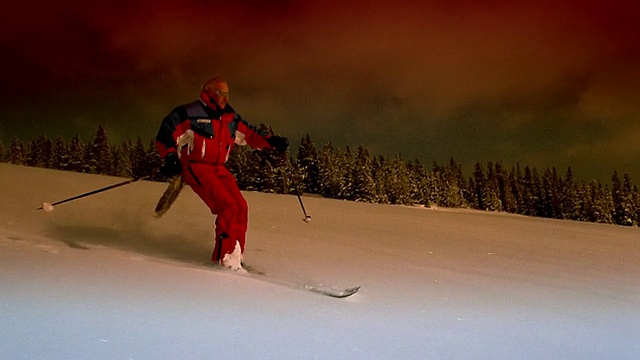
1,163,639,359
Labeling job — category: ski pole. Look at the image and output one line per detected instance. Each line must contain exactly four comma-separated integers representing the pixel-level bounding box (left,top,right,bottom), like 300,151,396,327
284,172,311,223
295,189,312,223
276,152,312,223
37,175,150,212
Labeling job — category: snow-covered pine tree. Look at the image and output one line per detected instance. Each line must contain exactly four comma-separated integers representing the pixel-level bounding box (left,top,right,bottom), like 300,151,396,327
386,154,411,205
130,137,149,179
242,149,263,192
26,134,52,168
51,136,70,171
113,140,133,178
494,162,514,212
84,125,112,175
559,167,582,221
611,172,637,226
519,166,538,216
441,158,469,208
372,156,390,204
406,159,429,206
484,162,503,212
317,143,344,199
510,164,525,214
584,180,613,224
540,168,560,218
352,145,375,202
339,146,355,200
621,173,637,226
146,139,162,180
9,136,25,165
632,184,640,226
274,155,300,195
68,134,85,173
261,159,277,193
297,134,320,195
472,162,487,210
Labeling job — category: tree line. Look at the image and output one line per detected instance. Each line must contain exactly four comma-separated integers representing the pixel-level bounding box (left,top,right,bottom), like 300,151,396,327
2,126,640,227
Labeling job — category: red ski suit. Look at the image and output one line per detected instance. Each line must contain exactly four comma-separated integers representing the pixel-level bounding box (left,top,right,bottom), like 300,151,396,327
156,98,272,262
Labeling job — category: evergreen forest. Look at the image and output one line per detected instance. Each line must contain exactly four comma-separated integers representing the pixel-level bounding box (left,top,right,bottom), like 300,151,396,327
2,125,640,227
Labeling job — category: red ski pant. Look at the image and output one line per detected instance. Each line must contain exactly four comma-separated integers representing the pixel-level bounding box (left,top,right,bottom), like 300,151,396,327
183,163,248,262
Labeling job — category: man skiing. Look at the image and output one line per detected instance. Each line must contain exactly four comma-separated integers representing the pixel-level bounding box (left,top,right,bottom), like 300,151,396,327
155,77,289,270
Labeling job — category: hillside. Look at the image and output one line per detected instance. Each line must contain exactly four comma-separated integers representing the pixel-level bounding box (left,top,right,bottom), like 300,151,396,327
1,163,639,359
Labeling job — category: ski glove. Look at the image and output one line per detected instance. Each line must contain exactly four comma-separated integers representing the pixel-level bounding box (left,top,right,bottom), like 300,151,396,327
159,152,182,177
267,135,289,154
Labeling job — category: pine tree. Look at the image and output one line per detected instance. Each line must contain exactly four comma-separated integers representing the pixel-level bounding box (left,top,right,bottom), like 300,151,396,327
317,143,344,199
130,137,149,179
297,134,320,194
85,125,112,175
428,162,444,207
532,168,547,217
510,165,523,213
559,167,581,220
261,159,277,193
252,145,281,194
26,134,52,168
242,149,263,192
519,166,538,216
472,162,487,210
276,155,300,195
51,136,70,170
352,145,375,202
621,174,637,226
372,156,390,204
495,162,515,212
632,185,640,226
340,146,355,200
146,139,163,180
484,162,502,211
114,140,133,178
9,136,26,165
441,158,468,208
228,145,251,189
465,177,477,210
386,154,411,205
407,159,429,206
611,172,636,226
585,181,613,224
540,168,558,218
68,134,85,173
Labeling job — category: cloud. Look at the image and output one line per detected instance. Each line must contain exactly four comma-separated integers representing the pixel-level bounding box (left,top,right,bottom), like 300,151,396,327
1,0,639,181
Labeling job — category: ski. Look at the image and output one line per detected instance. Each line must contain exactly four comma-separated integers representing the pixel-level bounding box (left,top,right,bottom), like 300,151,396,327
303,285,361,298
205,263,360,299
154,175,185,218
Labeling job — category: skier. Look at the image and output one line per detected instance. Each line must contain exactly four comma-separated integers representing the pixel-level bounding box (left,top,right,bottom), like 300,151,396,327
155,77,289,270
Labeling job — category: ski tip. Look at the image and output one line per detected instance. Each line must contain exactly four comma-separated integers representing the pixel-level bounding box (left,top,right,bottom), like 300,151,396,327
305,285,361,298
331,286,360,298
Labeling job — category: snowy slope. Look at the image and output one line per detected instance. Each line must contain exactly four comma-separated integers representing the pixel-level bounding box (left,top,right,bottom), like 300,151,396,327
1,163,639,359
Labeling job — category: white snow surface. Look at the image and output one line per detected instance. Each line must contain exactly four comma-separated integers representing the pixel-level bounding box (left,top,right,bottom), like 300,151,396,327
1,163,639,359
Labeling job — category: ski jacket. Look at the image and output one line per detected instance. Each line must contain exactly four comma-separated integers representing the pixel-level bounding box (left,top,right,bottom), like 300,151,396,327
156,100,271,165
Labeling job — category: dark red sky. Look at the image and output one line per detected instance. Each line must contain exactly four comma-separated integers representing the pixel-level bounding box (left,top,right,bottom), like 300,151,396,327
1,0,639,181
